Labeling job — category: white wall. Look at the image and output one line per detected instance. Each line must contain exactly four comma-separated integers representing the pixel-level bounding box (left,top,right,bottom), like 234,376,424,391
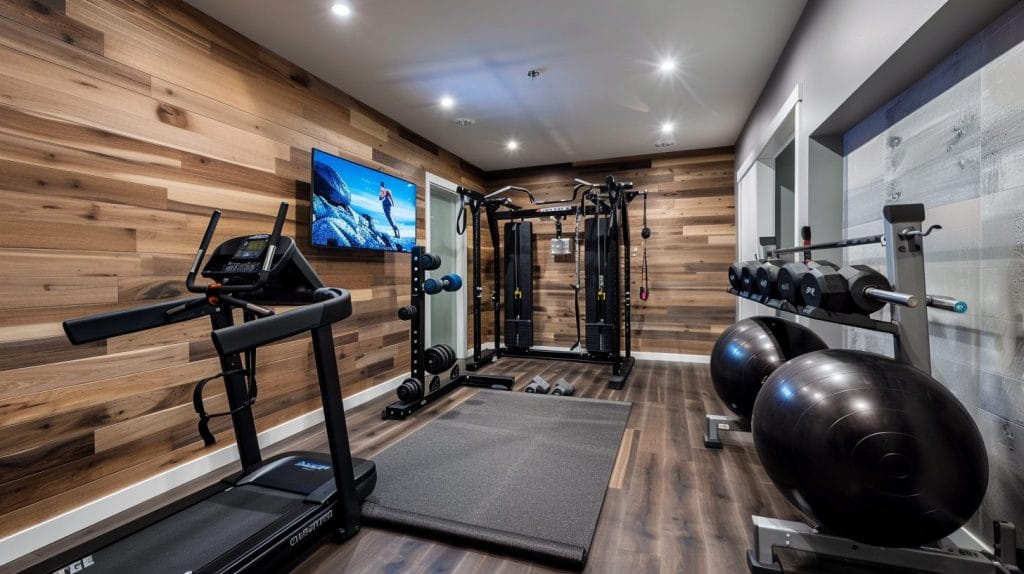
734,0,947,343
737,1,945,166
736,0,945,269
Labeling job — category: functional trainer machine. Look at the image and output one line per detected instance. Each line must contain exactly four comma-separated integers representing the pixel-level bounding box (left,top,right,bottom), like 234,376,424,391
383,245,514,420
32,204,376,574
724,204,1021,574
457,176,639,389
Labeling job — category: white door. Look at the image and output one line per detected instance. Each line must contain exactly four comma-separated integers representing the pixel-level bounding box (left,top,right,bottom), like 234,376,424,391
424,174,467,357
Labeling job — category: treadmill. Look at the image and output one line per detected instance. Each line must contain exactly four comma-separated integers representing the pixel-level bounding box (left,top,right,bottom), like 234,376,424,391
30,203,375,574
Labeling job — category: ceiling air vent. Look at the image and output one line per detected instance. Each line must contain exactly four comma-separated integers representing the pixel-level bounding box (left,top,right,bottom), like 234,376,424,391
454,117,475,127
654,140,676,148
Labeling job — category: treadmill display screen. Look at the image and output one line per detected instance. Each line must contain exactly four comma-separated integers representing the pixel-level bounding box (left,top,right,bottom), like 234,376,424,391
236,238,269,260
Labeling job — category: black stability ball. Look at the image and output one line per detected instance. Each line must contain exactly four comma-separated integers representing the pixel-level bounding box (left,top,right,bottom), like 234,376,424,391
709,317,828,420
751,349,988,547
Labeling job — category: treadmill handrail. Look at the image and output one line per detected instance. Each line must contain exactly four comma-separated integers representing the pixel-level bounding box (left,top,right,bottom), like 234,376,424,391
64,296,209,345
212,288,352,356
186,210,221,293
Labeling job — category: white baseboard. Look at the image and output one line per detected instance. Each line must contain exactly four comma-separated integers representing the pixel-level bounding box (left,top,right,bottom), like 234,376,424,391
0,374,405,566
510,344,710,365
631,351,711,364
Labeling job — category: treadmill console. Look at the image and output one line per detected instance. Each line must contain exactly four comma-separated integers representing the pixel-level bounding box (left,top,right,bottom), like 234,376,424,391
192,204,324,304
203,234,280,285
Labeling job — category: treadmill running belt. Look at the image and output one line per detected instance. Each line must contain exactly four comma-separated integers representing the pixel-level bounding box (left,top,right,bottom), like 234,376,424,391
87,486,304,573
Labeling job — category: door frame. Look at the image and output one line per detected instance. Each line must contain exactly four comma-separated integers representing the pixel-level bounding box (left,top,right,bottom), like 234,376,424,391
424,172,468,358
736,84,801,321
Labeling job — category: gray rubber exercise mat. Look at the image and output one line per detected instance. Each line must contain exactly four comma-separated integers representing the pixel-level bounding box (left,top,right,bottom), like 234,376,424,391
362,389,632,569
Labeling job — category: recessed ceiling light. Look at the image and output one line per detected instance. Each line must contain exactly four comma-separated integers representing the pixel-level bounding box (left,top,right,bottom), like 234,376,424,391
331,3,352,17
658,58,676,74
661,121,675,134
506,139,519,151
439,95,455,110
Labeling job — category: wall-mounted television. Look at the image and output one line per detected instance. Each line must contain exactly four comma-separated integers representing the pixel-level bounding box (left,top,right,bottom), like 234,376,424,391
310,148,417,252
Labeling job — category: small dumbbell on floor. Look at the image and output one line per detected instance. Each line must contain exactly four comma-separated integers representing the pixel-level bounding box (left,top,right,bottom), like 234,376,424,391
523,376,551,393
551,379,575,396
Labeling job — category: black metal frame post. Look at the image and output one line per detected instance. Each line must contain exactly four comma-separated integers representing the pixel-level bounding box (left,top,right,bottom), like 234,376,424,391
409,246,426,384
622,190,632,361
209,304,263,470
488,201,501,359
309,321,361,540
458,187,498,371
609,192,622,369
471,200,484,366
609,186,637,388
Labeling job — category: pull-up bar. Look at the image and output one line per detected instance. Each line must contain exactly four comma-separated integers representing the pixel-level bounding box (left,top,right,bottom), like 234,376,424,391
486,185,579,206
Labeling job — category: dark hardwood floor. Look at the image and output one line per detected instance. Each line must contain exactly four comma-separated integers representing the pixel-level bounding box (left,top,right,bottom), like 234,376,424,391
9,357,922,574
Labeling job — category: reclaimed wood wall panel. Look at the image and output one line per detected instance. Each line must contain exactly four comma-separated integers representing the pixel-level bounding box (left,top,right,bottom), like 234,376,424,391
484,149,736,355
0,0,485,538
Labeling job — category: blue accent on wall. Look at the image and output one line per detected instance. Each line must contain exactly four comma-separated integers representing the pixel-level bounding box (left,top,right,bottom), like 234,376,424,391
844,2,1024,155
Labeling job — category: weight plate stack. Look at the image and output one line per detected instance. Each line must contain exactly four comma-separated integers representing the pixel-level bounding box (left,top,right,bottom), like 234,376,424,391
396,378,423,402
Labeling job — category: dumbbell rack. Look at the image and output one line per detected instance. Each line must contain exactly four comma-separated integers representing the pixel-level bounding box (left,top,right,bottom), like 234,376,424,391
382,245,514,420
714,205,1022,574
706,206,937,448
704,206,921,452
732,204,942,372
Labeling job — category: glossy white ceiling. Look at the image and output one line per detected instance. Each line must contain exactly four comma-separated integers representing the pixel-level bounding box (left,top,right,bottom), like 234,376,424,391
186,0,807,170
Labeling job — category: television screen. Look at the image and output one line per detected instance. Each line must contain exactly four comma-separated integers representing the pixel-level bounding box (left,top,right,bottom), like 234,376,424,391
310,148,417,252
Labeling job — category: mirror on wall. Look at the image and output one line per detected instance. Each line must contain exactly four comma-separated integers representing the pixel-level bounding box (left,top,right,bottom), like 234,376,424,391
774,140,796,251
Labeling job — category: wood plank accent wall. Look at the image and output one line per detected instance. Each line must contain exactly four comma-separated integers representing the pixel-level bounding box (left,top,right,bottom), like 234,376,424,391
484,149,737,355
0,0,486,537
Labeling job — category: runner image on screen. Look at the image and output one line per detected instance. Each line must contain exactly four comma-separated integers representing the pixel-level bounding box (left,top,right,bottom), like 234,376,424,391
379,182,400,238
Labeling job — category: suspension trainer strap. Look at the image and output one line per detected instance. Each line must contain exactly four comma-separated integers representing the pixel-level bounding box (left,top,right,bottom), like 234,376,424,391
640,192,650,301
570,204,582,352
456,194,467,235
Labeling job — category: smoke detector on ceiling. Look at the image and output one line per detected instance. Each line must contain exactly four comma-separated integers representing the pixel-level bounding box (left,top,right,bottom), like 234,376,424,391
453,117,475,127
654,140,676,148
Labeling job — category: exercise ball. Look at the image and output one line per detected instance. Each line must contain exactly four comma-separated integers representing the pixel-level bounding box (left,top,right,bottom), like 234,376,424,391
752,349,988,547
709,317,828,420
